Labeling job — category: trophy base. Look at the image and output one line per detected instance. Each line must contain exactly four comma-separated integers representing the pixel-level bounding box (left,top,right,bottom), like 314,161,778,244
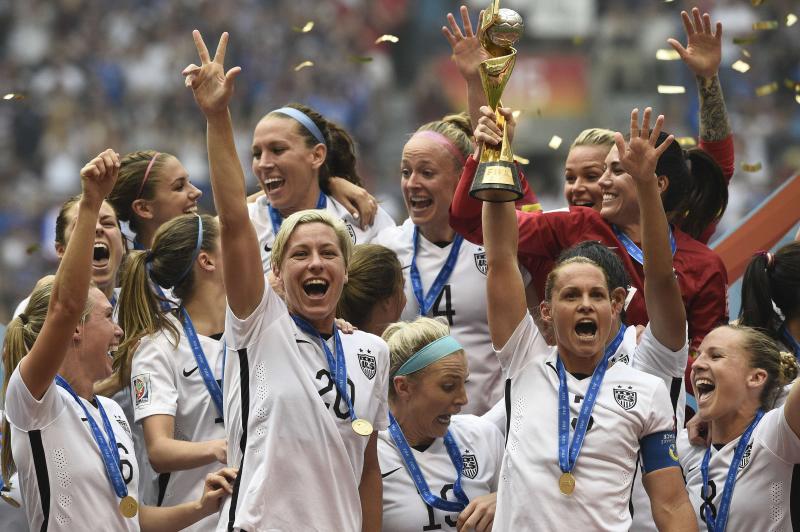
470,160,523,202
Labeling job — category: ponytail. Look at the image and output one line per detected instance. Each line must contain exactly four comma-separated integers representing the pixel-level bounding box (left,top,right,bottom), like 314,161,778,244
779,351,799,385
671,148,728,240
740,242,800,339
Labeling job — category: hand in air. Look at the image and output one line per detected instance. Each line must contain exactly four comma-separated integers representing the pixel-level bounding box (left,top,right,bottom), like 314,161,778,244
667,7,722,80
473,105,516,148
80,148,120,205
614,107,674,185
442,5,490,81
183,30,242,117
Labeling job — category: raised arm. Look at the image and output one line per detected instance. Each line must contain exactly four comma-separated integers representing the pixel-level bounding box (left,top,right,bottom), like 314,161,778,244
19,150,118,400
615,108,685,351
184,31,263,319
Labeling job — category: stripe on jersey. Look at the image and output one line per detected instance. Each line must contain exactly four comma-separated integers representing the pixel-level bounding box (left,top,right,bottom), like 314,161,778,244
227,347,250,532
792,465,799,530
157,473,170,506
669,378,681,413
29,430,50,532
504,378,511,445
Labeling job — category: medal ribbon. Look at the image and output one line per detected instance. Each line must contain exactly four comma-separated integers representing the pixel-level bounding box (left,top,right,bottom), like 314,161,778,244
612,225,676,266
779,324,800,358
557,326,625,476
269,192,327,235
292,315,358,423
410,226,464,316
179,307,224,419
387,412,469,512
701,410,763,532
55,376,128,501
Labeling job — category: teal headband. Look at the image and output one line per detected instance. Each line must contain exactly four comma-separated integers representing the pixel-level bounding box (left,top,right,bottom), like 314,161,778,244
272,106,326,147
395,336,463,376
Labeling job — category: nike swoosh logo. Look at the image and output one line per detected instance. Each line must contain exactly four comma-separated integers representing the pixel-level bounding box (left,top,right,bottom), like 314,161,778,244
264,244,272,252
687,465,699,473
381,467,403,478
183,366,199,377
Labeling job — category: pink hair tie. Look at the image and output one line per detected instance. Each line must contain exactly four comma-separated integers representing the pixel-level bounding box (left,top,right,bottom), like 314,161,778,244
411,130,468,168
755,250,775,271
136,152,161,199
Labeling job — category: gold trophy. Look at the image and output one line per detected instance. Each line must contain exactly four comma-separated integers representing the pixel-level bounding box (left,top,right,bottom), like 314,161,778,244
470,1,524,202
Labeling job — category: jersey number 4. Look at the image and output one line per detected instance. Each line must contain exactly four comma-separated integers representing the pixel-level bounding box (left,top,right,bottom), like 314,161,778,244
432,285,456,326
316,369,356,420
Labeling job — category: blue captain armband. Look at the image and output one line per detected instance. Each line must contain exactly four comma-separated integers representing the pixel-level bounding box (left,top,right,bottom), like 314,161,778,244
640,431,680,473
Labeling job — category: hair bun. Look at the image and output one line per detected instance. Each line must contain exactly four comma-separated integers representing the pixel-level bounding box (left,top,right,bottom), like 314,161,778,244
779,351,799,384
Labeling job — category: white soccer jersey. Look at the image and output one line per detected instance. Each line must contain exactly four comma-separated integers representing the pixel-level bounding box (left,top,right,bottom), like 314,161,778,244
678,406,800,531
4,369,140,531
131,313,226,531
494,313,677,531
0,408,27,532
248,194,396,273
217,286,390,532
375,218,528,416
110,386,158,507
378,414,503,532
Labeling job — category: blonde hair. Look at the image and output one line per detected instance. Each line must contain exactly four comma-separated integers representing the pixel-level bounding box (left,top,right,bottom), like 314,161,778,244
382,317,453,398
571,128,616,150
270,209,353,272
337,244,403,330
2,277,94,483
414,112,473,166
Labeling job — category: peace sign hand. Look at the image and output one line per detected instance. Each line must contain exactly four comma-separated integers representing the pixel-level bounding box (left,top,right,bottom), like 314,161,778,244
80,148,120,206
614,108,674,186
183,30,242,118
667,7,722,80
442,5,491,81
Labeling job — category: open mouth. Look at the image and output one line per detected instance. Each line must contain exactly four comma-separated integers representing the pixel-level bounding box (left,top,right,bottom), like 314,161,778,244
574,319,598,339
435,414,452,425
93,243,110,267
602,192,618,205
264,177,286,193
303,279,329,298
695,378,715,402
107,343,118,360
572,200,595,208
409,196,433,210
184,205,198,214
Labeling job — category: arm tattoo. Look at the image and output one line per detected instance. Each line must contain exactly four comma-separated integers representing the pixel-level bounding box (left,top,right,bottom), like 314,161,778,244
697,75,731,142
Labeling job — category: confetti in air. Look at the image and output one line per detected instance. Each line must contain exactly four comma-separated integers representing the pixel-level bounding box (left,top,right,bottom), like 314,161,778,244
656,49,681,61
293,21,314,33
741,162,763,172
548,136,563,150
294,61,314,71
375,34,399,44
755,82,778,96
676,137,697,148
513,155,530,165
731,60,751,73
752,21,779,31
657,85,686,94
787,14,798,27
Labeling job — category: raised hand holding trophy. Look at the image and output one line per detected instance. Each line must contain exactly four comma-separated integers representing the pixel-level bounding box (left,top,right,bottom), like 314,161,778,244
470,1,524,202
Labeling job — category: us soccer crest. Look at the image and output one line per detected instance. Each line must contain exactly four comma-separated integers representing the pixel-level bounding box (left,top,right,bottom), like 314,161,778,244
613,385,637,410
346,223,357,244
133,373,151,408
738,442,753,470
358,349,376,380
474,249,487,275
462,451,478,479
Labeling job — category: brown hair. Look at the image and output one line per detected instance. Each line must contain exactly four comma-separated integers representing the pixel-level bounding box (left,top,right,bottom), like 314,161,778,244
55,195,121,248
107,150,176,235
740,242,800,339
337,244,403,329
543,256,610,302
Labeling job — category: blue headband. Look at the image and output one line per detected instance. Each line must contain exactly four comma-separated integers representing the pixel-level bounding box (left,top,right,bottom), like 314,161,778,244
272,107,326,147
395,336,463,376
173,214,204,288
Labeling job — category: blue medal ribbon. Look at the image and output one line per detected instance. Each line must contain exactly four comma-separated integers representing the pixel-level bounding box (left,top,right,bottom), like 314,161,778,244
612,225,676,266
410,226,463,316
54,376,128,502
268,192,327,236
779,324,800,358
387,412,469,512
701,410,763,532
557,326,625,477
291,315,358,422
179,308,224,419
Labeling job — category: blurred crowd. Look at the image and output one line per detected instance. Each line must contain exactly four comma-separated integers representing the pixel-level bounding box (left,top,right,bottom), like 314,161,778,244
0,0,798,320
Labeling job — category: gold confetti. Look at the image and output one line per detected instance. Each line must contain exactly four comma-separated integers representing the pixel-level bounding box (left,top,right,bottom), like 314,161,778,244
755,82,778,96
548,135,563,150
375,34,399,44
742,49,751,58
656,49,681,61
349,56,373,63
788,14,798,27
751,0,764,5
732,60,751,73
752,21,779,30
293,21,314,33
512,110,521,120
2,93,24,100
657,85,686,94
572,36,584,46
26,243,40,255
294,60,314,71
741,162,763,172
784,79,800,92
676,137,697,148
796,94,800,104
733,36,757,45
513,155,530,165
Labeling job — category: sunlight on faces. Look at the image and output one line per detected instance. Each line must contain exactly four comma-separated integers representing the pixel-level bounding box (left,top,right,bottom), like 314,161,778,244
274,222,348,327
598,146,641,227
144,156,202,227
400,135,461,229
57,201,124,295
79,288,123,382
564,144,610,210
393,351,469,441
541,263,623,367
692,327,767,423
251,116,325,213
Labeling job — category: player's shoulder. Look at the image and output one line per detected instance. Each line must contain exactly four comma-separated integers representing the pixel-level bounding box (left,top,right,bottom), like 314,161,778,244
450,414,503,442
344,330,390,358
374,219,411,249
673,227,724,266
606,362,669,405
96,394,126,418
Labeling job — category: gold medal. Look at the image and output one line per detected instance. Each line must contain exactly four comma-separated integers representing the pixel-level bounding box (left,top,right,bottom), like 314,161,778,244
1,491,21,508
558,472,575,496
351,418,373,436
119,495,138,518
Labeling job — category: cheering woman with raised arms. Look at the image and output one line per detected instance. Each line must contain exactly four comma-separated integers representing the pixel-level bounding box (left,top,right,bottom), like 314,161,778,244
482,111,696,530
185,31,389,531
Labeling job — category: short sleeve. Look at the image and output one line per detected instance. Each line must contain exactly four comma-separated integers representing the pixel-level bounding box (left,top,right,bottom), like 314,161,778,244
369,207,397,237
494,312,549,378
483,418,505,491
4,367,65,431
225,282,285,350
131,337,178,421
642,379,676,438
757,406,800,464
372,341,391,432
481,398,507,436
633,322,688,381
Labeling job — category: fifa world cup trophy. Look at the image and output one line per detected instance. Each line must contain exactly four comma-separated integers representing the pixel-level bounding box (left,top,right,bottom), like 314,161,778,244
469,1,525,202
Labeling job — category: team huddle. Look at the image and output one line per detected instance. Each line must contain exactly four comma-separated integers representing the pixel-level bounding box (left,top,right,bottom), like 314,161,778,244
1,5,799,532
